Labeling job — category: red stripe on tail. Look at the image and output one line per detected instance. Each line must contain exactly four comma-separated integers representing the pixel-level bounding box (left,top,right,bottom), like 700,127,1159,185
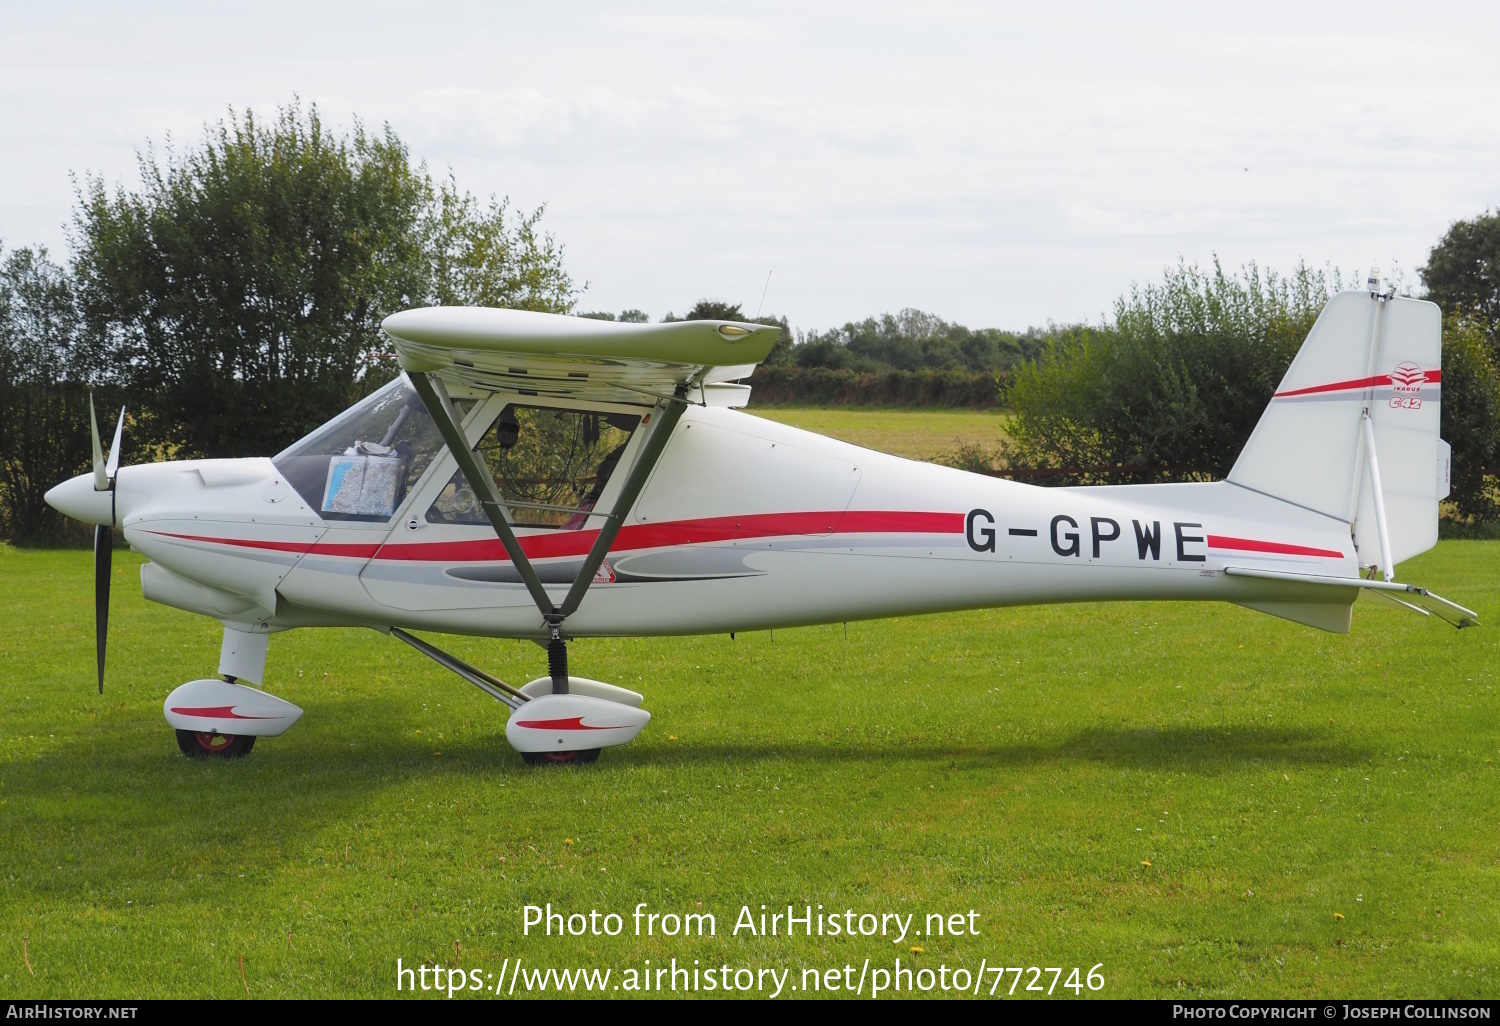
1207,535,1343,559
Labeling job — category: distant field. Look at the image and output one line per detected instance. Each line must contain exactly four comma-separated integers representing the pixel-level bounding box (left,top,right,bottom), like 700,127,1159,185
747,407,1011,462
0,539,1496,999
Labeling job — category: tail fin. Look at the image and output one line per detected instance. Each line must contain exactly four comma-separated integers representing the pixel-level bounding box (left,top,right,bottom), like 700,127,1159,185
1227,287,1445,576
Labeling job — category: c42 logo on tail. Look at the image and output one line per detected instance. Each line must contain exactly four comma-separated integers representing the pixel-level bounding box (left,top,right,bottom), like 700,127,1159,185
1390,361,1425,410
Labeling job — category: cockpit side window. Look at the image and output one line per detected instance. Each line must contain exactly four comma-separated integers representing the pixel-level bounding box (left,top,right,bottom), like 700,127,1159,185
272,377,464,522
427,404,641,530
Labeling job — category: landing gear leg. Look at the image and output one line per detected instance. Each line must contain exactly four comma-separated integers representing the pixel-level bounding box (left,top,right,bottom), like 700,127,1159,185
547,625,568,695
524,626,597,766
412,372,679,767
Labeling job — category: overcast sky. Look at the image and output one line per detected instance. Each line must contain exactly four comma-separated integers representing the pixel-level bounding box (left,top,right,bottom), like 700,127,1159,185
3,1,1497,332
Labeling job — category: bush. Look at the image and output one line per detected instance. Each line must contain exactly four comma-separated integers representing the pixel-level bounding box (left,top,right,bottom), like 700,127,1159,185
1002,260,1339,484
749,366,1002,407
1440,316,1500,522
933,442,1004,474
790,309,1045,374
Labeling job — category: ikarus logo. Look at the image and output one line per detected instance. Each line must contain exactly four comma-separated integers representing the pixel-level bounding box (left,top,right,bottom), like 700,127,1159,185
1389,361,1426,410
1391,361,1425,393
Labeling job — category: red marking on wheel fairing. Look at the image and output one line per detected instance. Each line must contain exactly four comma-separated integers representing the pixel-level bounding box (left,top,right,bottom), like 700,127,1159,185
1274,369,1440,398
1207,535,1343,559
514,716,628,731
170,705,280,720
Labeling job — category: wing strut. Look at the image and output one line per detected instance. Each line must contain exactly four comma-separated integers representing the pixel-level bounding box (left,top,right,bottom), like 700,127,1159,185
409,372,690,685
386,626,528,710
409,372,555,617
558,389,687,618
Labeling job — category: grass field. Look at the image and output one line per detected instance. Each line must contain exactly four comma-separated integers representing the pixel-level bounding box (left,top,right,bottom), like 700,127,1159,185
1,539,1497,1000
748,407,1010,462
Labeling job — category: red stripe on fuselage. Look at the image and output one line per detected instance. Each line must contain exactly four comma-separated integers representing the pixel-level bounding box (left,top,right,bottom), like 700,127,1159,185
1207,534,1343,559
143,532,370,557
145,517,1342,563
145,511,966,563
1274,369,1440,398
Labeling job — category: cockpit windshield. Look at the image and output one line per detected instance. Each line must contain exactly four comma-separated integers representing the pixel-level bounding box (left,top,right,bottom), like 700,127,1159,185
272,377,457,523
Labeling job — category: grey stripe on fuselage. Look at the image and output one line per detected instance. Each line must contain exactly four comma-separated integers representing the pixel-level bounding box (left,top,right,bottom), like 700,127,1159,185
321,532,976,588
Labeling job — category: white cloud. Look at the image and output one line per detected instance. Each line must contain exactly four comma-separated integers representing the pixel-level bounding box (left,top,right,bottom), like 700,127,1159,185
1,0,1496,329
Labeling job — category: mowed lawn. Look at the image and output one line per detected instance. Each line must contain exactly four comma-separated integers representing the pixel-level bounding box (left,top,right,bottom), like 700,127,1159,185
0,540,1497,999
748,407,1010,461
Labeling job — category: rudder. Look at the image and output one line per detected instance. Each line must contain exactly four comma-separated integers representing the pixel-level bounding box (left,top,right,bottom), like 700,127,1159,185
1227,284,1445,576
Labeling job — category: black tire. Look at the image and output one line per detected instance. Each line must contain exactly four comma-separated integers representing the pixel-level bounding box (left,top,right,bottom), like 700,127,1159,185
521,748,600,767
176,729,256,760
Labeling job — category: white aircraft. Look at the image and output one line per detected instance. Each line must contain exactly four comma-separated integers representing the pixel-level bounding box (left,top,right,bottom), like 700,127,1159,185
46,277,1477,764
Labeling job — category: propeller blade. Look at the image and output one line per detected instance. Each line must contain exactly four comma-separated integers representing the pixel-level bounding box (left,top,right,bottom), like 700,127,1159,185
89,394,108,492
94,523,112,694
105,406,125,478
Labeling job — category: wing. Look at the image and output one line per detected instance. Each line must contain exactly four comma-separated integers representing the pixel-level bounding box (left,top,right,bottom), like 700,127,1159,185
381,307,780,405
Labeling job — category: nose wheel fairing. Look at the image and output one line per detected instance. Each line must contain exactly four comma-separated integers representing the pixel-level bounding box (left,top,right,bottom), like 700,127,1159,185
162,678,304,737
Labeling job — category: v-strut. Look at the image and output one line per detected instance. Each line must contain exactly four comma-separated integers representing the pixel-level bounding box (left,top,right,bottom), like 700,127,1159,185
410,373,554,615
410,372,688,632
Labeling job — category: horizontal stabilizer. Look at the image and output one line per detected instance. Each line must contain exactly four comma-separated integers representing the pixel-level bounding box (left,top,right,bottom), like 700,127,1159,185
1235,600,1353,634
1224,566,1479,628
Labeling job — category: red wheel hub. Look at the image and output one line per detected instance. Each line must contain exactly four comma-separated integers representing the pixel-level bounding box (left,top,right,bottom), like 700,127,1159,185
195,731,235,753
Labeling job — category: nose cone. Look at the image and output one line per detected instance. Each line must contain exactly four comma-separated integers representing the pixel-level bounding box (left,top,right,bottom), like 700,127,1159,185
45,473,114,526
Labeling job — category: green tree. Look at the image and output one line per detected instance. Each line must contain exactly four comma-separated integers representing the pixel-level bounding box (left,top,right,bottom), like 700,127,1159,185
682,299,745,321
680,299,794,364
577,309,650,323
792,309,1043,373
1438,316,1500,522
0,245,115,543
1422,212,1500,344
1003,260,1338,483
1422,212,1500,523
418,176,573,312
72,100,575,461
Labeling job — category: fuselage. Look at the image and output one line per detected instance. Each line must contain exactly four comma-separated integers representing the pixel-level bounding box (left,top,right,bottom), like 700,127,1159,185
51,402,1358,640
